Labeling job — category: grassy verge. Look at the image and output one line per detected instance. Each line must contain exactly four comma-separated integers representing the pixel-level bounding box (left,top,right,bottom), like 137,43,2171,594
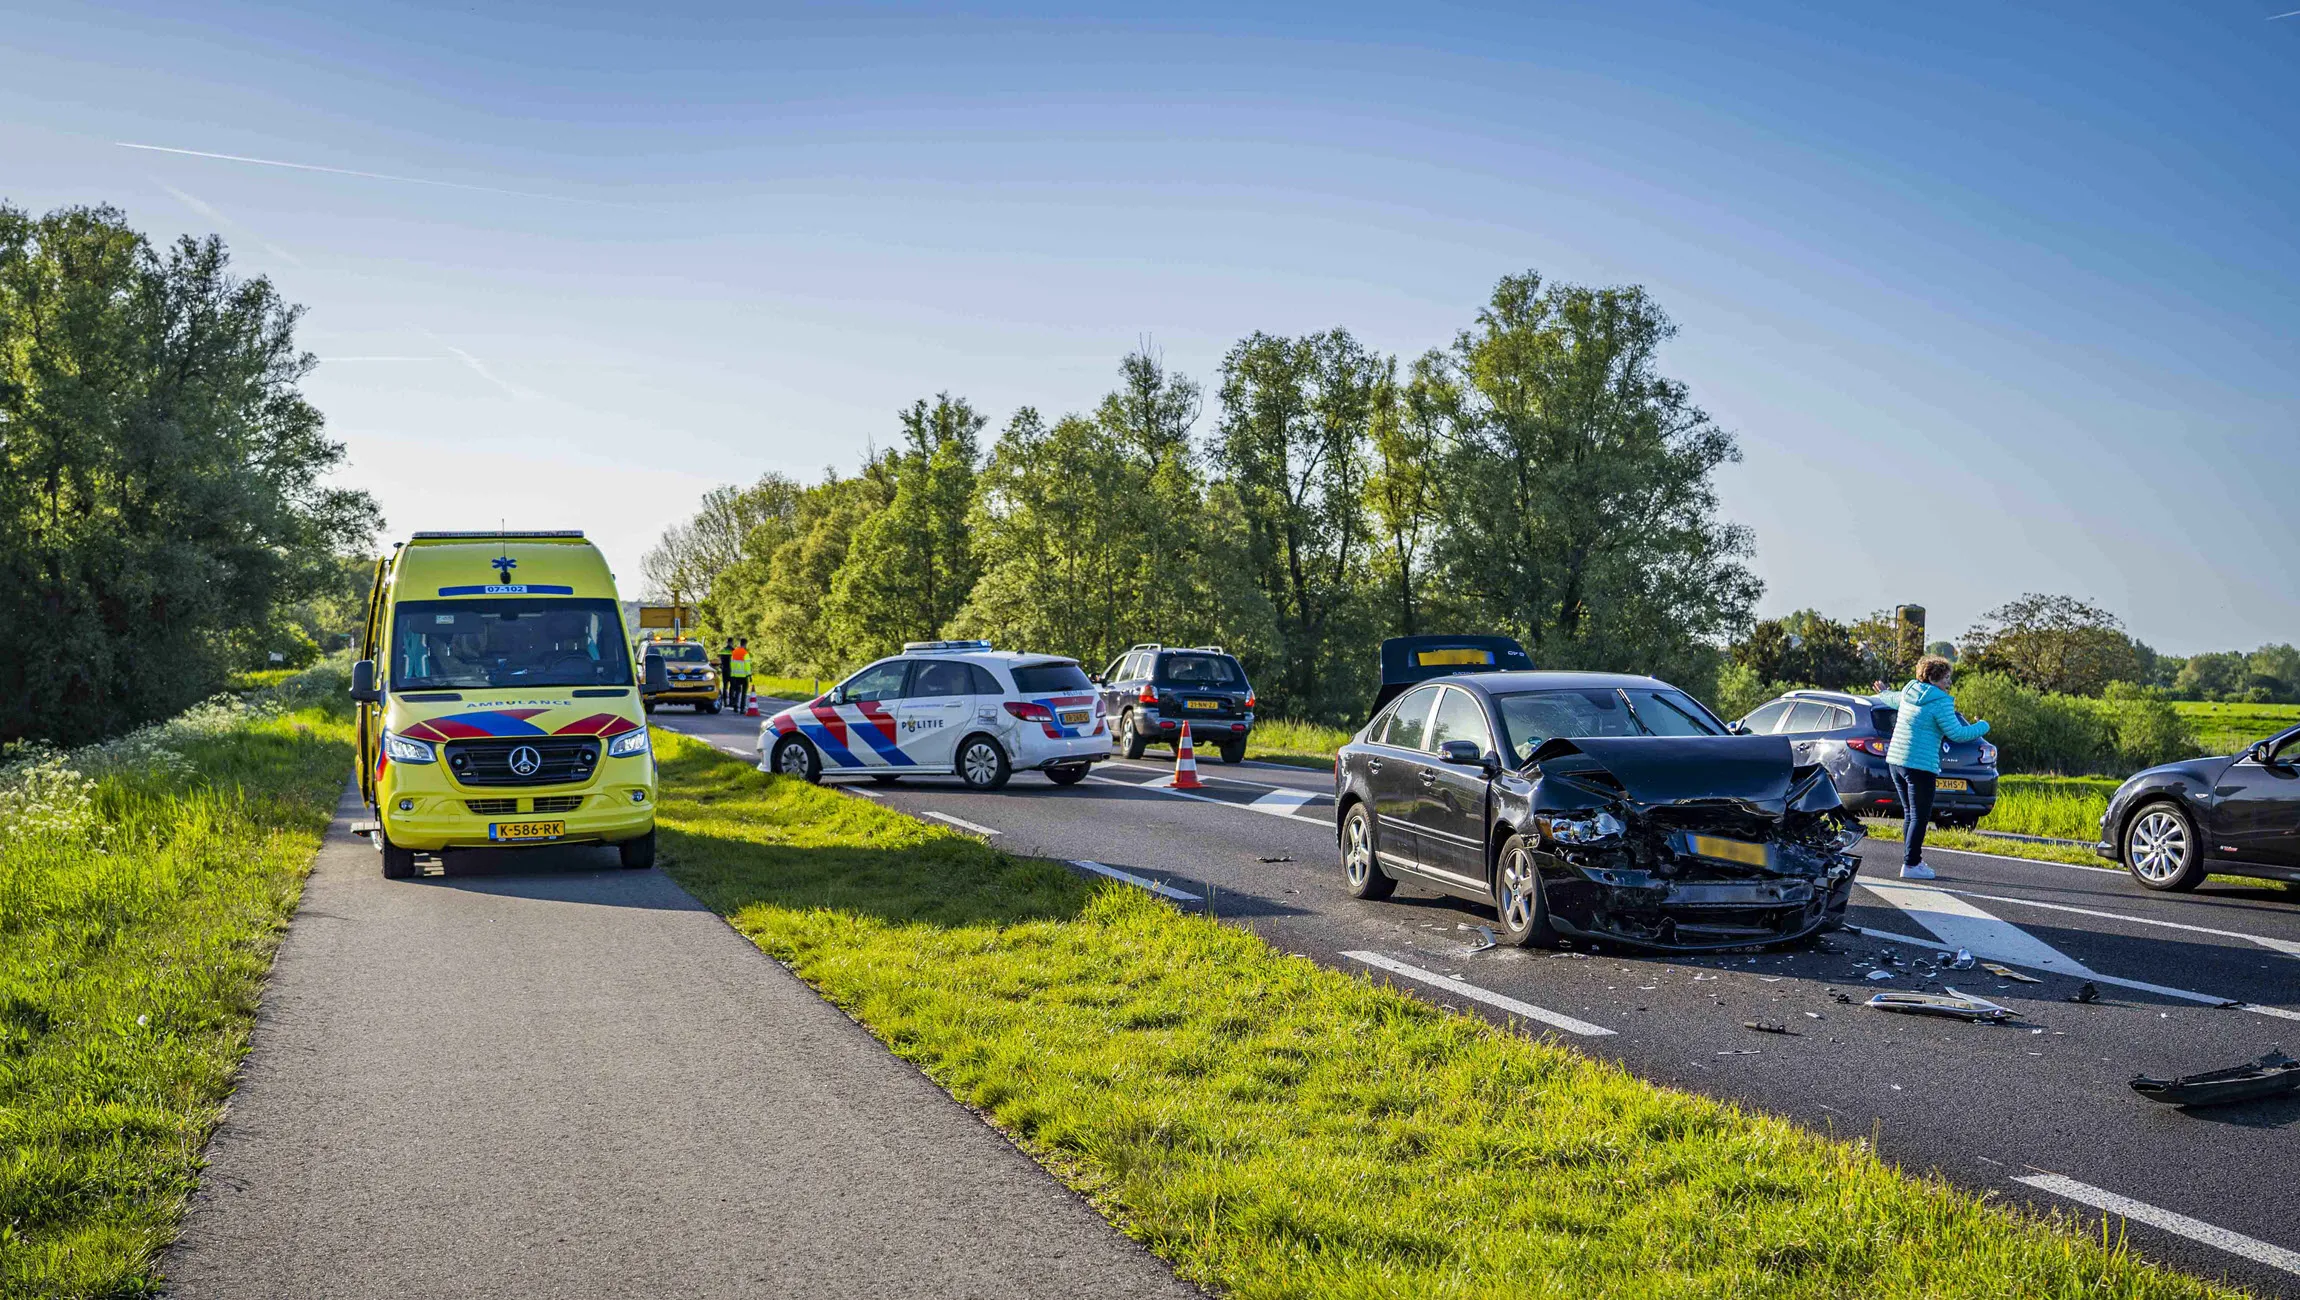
752,674,823,702
1245,717,1350,769
653,730,2232,1298
2171,701,2300,757
0,671,353,1299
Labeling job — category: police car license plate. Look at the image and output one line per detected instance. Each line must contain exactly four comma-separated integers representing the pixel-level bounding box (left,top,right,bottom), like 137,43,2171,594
1184,699,1219,710
1059,709,1090,726
1937,778,1970,792
1689,834,1768,867
490,820,565,842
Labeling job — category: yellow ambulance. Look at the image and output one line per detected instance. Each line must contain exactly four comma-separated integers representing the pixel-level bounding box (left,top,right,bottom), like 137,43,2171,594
350,531,670,878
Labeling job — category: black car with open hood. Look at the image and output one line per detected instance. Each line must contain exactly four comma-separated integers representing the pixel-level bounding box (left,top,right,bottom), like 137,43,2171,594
1334,666,1865,952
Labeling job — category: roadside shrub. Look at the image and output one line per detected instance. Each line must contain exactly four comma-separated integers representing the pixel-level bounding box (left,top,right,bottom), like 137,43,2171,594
1952,672,2109,775
2099,683,2201,771
1710,662,1802,724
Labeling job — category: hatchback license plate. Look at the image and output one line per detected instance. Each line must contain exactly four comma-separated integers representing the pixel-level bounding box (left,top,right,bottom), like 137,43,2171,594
1059,709,1090,726
1184,699,1219,710
1937,778,1970,792
1689,834,1769,867
490,820,565,842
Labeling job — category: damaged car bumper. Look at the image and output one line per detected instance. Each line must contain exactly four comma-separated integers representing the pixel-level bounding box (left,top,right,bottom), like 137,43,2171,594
1536,843,1859,951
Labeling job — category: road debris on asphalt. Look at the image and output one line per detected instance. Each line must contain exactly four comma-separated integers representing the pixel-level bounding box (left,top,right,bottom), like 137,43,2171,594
2130,1049,2300,1108
1865,988,2013,1022
1949,948,1976,970
1744,1020,1795,1035
1982,963,2041,984
2066,981,2101,1004
1256,855,1295,863
1865,969,1895,981
1466,925,1496,954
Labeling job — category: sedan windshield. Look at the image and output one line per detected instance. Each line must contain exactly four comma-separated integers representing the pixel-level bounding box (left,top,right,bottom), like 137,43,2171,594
391,598,633,690
1493,687,1724,762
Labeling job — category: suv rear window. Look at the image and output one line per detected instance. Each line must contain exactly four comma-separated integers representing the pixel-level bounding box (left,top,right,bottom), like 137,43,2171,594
1011,661,1093,694
1156,653,1243,686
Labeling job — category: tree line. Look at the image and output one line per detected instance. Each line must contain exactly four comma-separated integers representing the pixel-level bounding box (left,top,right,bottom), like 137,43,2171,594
0,204,377,743
647,272,1762,724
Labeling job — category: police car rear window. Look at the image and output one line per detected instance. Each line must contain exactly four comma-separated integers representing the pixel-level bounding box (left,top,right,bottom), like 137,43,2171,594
1011,661,1092,693
1157,654,1242,686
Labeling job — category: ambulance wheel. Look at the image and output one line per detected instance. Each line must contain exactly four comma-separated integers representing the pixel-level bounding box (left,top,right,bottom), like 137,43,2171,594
957,735,1011,791
870,773,902,785
1219,740,1246,765
1120,711,1148,759
771,736,822,784
618,830,656,870
378,831,417,880
1046,764,1087,786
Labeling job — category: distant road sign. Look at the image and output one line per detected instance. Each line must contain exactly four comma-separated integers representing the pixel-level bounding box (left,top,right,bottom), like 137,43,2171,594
638,604,698,630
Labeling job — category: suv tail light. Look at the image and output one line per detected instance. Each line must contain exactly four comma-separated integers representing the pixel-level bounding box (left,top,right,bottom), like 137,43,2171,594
1243,691,1256,710
1138,684,1158,705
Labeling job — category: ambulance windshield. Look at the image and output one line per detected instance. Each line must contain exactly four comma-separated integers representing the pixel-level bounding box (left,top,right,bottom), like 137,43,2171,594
391,599,633,690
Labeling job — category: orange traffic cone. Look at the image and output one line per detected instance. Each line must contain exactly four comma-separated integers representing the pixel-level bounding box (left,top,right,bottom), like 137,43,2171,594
745,693,760,717
1169,722,1204,790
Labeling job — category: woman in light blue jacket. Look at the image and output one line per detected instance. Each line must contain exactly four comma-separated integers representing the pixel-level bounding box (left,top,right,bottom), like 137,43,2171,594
1884,656,1990,879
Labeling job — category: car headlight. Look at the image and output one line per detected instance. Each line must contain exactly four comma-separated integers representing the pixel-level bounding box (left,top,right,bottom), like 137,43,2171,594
607,728,651,758
1545,810,1624,845
383,731,436,764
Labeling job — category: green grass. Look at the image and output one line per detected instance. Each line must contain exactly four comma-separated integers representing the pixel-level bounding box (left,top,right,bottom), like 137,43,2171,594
1980,774,2122,841
652,729,2234,1299
2170,700,2300,757
0,682,352,1299
750,674,823,702
1244,717,1352,769
222,667,298,691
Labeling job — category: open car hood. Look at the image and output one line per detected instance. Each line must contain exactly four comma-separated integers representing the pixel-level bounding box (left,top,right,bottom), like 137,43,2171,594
1527,735,1804,810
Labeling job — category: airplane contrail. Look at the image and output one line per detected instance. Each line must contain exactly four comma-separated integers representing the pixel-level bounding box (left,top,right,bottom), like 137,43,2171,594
118,141,589,203
2270,8,2300,17
154,180,305,267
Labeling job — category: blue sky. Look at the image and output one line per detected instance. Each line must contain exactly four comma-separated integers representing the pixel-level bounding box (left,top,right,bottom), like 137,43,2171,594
3,1,2293,654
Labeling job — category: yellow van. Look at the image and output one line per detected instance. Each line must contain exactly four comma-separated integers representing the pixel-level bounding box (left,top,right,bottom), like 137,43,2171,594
350,532,670,878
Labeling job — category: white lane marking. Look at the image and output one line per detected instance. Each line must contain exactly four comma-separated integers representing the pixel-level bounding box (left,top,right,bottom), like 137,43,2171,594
1342,951,1614,1037
920,810,999,836
1846,925,2300,1021
1085,773,1329,825
1069,859,1201,902
1931,887,2300,959
838,786,884,799
2012,1174,2300,1277
1249,789,1317,816
1858,880,2090,974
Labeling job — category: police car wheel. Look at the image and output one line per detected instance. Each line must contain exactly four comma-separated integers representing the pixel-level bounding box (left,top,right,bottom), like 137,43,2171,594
1046,764,1087,786
772,736,821,784
1120,711,1148,759
958,736,1011,791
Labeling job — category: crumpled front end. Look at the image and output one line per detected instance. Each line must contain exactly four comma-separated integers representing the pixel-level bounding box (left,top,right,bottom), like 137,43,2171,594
1526,736,1865,951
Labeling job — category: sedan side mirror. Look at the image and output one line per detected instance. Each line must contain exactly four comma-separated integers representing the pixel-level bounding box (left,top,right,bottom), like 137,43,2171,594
350,659,380,703
1089,674,1104,685
642,657,670,695
1438,739,1484,767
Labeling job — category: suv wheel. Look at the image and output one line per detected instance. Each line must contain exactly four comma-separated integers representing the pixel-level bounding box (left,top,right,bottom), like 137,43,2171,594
771,736,821,784
1219,738,1246,765
2123,802,2205,892
1120,711,1148,759
958,735,1011,790
1340,802,1394,900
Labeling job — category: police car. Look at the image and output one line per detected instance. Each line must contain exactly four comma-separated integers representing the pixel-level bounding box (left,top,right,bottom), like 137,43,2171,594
757,641,1108,789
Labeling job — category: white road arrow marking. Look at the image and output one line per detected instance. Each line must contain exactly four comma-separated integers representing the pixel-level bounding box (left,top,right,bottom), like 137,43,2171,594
1248,789,1317,816
1858,880,2090,974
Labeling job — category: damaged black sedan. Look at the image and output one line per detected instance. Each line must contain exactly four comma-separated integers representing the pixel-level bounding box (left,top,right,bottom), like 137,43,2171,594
1335,664,1865,951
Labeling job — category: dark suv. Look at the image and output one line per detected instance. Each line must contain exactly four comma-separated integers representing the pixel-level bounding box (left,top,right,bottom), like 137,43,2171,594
1735,689,1999,827
1096,644,1257,763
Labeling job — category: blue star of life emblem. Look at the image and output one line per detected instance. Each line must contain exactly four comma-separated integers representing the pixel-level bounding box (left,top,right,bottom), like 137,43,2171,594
492,554,518,581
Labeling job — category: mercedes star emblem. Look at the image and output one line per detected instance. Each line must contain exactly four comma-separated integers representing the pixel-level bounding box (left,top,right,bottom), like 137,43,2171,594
508,745,543,777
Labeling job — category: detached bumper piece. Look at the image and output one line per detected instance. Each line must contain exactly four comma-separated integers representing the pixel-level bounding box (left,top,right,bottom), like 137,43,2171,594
1540,862,1857,952
2130,1049,2300,1108
1865,988,2012,1022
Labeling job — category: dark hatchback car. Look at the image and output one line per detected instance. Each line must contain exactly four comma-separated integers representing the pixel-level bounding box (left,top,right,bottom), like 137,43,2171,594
1096,644,1257,763
1736,689,1999,828
1337,670,1864,951
2098,724,2300,893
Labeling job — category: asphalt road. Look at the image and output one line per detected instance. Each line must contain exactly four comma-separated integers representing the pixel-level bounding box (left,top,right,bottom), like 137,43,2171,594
164,782,1202,1300
667,707,2300,1297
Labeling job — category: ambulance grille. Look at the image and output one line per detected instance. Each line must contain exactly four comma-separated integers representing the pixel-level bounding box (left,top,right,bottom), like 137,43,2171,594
443,737,601,787
464,798,518,815
531,795,585,813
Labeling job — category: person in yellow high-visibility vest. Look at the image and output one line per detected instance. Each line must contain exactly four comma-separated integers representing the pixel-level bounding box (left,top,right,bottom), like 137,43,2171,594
726,639,753,713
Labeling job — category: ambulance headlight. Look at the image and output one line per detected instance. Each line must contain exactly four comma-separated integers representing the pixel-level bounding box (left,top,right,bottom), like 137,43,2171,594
382,731,436,764
608,729,651,758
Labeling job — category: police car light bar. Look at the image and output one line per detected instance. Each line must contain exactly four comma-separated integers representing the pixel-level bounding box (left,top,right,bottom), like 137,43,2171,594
901,639,995,654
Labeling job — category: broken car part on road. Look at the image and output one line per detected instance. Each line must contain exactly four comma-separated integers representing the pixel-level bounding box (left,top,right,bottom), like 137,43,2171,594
1866,988,2014,1022
2130,1049,2300,1108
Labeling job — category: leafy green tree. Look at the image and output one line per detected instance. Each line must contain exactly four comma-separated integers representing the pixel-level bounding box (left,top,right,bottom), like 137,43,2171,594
751,468,892,676
822,395,985,658
1419,272,1760,687
1731,610,1869,690
2172,650,2248,701
2246,643,2300,702
1364,359,1442,636
1215,329,1382,718
1958,594,2139,697
0,204,377,741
